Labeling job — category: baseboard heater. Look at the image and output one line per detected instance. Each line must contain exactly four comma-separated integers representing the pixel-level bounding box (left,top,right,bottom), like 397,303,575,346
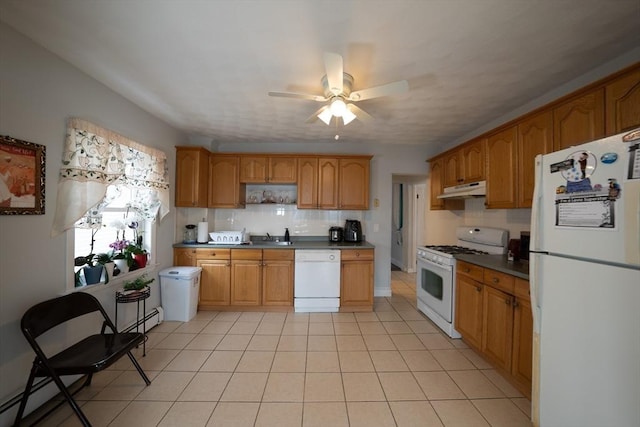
0,307,163,420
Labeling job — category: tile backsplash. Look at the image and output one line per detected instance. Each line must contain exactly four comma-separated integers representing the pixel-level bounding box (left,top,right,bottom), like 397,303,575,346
176,205,364,242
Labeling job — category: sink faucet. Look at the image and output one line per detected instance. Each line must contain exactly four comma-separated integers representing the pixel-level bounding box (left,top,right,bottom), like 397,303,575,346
264,233,272,241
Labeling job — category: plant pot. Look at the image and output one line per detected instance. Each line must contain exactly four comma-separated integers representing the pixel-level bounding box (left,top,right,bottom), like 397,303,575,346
102,262,114,283
134,253,148,269
113,259,128,274
83,265,104,285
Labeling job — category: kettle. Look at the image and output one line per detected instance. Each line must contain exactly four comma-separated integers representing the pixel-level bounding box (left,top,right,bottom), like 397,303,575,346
183,224,197,243
344,220,362,242
329,226,343,242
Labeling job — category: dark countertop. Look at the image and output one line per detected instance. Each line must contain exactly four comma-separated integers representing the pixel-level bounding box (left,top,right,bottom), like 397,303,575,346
173,238,375,250
455,254,529,280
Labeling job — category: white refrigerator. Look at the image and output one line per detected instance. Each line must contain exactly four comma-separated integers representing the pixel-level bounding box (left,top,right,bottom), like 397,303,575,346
530,129,640,427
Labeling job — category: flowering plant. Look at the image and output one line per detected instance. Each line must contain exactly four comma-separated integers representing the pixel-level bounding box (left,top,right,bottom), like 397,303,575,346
109,238,130,260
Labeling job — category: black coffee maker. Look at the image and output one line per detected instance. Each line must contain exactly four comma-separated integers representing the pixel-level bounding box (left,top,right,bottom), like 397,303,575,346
344,220,363,242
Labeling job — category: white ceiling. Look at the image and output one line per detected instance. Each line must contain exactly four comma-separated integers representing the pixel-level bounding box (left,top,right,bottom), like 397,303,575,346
1,0,639,148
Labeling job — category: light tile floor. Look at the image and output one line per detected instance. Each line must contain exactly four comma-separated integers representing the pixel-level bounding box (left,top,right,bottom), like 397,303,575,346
32,271,532,426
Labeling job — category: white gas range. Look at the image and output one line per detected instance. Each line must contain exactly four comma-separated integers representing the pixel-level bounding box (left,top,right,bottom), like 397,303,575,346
416,226,508,338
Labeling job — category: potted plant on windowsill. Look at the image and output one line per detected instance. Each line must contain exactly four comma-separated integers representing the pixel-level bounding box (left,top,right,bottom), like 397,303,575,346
124,240,148,270
74,253,110,286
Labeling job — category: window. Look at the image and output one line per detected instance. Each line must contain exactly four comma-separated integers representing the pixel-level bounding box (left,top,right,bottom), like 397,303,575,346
52,119,169,289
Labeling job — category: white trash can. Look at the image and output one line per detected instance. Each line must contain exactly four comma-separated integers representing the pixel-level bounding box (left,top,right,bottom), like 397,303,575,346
159,267,202,322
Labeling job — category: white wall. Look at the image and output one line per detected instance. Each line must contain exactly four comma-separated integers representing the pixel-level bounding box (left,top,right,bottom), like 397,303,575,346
0,23,186,424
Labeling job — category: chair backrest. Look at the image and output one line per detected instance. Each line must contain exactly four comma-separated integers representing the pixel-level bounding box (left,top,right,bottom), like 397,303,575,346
21,292,106,340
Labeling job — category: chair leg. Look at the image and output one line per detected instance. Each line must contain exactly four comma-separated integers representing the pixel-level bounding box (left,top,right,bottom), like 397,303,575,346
48,372,92,427
14,365,37,426
126,351,151,386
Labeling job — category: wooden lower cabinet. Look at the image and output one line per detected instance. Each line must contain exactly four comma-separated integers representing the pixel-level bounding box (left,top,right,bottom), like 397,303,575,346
262,249,294,306
455,274,484,349
482,285,514,371
455,260,532,398
173,248,197,266
340,249,374,310
196,258,231,306
231,249,262,306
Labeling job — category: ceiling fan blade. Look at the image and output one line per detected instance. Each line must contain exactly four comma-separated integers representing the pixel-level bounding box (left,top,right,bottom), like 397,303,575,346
305,105,330,124
268,91,326,102
348,79,409,101
347,103,373,123
324,52,344,95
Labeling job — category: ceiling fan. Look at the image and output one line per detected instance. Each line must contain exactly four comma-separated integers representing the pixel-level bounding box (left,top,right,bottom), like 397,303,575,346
268,52,409,126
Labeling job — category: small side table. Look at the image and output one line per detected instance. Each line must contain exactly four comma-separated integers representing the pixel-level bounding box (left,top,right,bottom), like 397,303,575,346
115,287,151,356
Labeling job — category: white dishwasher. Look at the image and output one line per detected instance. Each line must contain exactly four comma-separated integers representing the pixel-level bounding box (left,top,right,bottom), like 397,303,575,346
294,249,341,312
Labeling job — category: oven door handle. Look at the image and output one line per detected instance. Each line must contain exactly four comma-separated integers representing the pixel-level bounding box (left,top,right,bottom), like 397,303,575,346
419,257,453,272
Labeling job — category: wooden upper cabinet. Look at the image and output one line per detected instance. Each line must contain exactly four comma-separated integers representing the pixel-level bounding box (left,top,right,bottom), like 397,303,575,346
208,154,245,208
553,88,605,151
443,139,485,188
297,157,319,209
605,67,640,135
240,156,297,183
461,138,486,183
175,146,209,207
517,111,553,208
443,150,463,187
339,157,370,209
486,126,518,209
318,158,339,209
429,157,464,211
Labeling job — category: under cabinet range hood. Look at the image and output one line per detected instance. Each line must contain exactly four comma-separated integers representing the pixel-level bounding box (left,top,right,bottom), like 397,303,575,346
437,180,486,199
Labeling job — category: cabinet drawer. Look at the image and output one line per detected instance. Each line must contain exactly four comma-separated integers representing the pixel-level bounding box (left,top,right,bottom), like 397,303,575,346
514,278,531,301
231,249,262,260
263,249,294,261
483,268,515,294
457,260,484,282
341,249,374,261
195,248,231,260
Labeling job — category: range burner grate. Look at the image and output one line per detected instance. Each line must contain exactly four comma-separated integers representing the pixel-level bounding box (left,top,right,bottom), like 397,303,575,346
423,245,489,255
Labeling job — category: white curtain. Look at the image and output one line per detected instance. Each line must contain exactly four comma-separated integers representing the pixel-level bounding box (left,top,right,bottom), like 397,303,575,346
51,118,170,236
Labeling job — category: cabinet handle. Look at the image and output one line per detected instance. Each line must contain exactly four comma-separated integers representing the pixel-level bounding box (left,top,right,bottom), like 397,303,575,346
492,277,499,283
463,267,470,273
505,297,511,305
475,286,481,292
513,300,519,308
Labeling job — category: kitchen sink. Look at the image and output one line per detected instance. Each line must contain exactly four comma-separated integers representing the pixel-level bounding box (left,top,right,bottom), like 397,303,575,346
260,241,294,246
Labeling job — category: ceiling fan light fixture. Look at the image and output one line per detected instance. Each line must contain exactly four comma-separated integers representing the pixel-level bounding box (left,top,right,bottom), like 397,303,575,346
342,108,357,125
329,98,347,117
318,108,333,125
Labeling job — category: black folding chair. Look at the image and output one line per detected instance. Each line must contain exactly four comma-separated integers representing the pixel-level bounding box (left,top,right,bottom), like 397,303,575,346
14,292,151,426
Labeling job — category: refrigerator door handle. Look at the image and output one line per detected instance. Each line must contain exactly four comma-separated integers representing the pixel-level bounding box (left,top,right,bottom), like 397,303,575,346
530,154,543,252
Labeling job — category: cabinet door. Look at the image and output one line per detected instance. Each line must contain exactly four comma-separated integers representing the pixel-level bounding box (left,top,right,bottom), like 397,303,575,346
268,157,297,183
553,88,605,151
517,111,553,208
209,155,245,208
429,158,445,210
339,157,370,209
605,67,640,134
341,256,374,307
512,296,533,397
175,147,209,207
462,138,486,183
239,156,267,183
318,158,339,209
455,275,484,349
486,126,518,209
482,285,514,372
262,249,293,306
297,157,318,209
443,150,462,187
231,260,262,305
196,259,231,306
174,248,197,266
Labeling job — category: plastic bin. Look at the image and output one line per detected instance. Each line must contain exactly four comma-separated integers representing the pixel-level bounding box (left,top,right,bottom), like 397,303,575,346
159,267,202,322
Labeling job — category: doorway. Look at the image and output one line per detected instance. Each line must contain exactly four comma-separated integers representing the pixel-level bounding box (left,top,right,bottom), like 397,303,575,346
391,175,426,273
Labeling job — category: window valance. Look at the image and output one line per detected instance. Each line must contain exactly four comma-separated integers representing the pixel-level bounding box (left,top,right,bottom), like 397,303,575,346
51,118,170,236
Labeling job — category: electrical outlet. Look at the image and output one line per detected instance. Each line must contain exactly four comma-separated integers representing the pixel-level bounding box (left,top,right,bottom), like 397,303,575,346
374,198,380,207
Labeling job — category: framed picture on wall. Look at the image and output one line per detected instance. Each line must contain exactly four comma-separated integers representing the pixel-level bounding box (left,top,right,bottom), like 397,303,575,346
0,135,46,215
